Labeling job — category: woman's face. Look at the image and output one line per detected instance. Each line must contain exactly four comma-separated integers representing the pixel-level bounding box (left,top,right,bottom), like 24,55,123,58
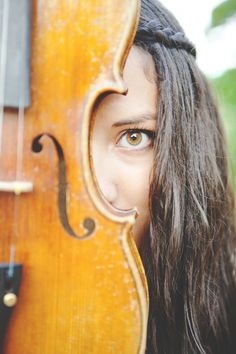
92,46,157,248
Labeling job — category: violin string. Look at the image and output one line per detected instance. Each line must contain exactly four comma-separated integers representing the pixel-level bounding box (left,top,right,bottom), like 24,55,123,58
7,244,15,278
9,107,25,272
9,7,27,273
0,0,10,266
16,106,25,180
0,0,10,154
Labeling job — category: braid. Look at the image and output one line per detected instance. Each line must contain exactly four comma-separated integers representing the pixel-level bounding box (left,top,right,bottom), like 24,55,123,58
136,19,196,58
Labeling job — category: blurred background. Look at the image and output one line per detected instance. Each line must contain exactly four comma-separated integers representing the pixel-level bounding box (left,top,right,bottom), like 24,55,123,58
163,0,236,192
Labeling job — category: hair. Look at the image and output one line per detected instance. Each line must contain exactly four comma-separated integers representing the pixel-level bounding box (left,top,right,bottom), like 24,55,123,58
134,1,236,353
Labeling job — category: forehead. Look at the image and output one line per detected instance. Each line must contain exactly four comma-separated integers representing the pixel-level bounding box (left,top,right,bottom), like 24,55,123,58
93,46,158,120
124,45,157,86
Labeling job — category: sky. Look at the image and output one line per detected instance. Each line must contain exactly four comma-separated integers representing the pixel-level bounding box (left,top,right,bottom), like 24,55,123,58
162,0,236,78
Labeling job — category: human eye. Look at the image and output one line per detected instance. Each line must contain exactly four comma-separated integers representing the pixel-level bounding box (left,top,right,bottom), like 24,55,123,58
116,129,155,150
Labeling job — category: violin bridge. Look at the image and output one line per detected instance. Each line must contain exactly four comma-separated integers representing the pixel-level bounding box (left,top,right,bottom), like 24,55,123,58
0,181,33,194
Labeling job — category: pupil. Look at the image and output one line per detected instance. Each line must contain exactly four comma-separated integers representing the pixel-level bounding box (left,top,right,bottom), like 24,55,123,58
128,132,142,145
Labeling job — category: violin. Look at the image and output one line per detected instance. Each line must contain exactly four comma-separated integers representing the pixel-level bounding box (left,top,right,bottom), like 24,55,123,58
0,0,148,353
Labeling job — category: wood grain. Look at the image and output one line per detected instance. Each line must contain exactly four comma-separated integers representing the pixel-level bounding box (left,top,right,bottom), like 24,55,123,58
1,1,148,353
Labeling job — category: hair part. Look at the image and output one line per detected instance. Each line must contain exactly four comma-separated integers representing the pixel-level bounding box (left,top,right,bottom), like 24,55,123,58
135,1,236,353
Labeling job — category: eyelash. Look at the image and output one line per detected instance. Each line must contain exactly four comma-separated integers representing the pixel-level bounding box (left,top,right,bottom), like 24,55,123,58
116,128,155,150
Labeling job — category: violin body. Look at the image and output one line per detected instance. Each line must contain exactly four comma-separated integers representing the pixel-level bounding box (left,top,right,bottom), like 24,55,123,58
0,0,148,353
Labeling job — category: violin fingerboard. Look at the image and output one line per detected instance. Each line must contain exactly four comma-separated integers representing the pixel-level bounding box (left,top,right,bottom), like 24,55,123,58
0,0,31,108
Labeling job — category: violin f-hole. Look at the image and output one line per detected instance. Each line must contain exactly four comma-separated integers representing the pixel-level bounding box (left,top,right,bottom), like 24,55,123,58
32,133,96,239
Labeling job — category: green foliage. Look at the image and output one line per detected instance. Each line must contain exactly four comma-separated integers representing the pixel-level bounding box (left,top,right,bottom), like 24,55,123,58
209,0,236,191
213,68,236,104
210,0,236,28
211,69,236,191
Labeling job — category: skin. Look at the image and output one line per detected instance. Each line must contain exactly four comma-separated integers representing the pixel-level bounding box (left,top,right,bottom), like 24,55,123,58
92,46,158,248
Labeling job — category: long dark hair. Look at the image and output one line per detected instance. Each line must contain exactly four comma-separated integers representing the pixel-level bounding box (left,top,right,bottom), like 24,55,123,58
134,1,236,353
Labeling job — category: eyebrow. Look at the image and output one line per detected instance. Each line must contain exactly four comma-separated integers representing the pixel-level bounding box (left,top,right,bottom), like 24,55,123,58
112,113,156,128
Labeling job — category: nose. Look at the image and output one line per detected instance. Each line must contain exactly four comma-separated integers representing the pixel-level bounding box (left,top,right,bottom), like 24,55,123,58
96,175,118,205
92,150,118,205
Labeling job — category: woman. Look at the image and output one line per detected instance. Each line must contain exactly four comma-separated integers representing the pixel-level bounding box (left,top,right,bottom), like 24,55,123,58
92,0,236,353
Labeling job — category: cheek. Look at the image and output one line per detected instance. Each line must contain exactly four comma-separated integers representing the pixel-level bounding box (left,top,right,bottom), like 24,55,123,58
115,156,151,207
92,144,153,248
122,164,151,248
123,172,150,213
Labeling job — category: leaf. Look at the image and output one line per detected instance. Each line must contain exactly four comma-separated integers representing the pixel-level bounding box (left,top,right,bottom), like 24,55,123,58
212,68,236,105
211,69,236,191
210,0,236,28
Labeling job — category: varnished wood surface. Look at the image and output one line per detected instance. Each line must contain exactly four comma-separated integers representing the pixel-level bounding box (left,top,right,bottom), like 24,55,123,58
0,1,148,353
